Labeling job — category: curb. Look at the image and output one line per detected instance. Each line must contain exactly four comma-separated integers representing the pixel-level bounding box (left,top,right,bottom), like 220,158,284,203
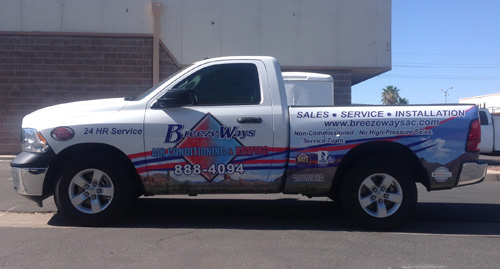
485,169,500,182
0,155,16,161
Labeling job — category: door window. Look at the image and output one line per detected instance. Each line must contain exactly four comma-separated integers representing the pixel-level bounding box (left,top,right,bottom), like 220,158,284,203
173,63,261,105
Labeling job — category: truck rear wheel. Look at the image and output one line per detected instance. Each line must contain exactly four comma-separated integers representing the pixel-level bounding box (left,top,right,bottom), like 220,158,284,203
340,159,417,230
54,153,133,226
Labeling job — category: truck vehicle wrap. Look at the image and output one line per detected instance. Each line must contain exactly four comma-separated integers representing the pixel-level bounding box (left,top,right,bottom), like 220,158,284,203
11,56,487,229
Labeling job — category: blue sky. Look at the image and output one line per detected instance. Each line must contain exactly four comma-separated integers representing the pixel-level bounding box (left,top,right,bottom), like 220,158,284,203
352,0,500,105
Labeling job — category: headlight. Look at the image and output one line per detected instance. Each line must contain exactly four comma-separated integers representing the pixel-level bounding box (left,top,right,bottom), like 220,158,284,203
22,128,50,153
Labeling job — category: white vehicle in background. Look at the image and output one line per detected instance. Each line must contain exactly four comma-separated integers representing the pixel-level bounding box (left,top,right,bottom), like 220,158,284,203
478,108,500,154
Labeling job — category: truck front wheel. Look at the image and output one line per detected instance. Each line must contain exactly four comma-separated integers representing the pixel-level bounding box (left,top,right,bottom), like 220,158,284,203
54,153,133,226
340,159,417,230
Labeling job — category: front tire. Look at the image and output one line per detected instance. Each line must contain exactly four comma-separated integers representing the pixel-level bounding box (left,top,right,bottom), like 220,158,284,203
340,159,417,230
54,153,133,226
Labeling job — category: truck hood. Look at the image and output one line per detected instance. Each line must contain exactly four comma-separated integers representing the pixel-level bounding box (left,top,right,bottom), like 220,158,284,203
23,98,128,128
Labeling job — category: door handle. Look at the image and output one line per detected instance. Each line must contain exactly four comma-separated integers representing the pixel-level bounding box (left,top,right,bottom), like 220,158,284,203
237,117,262,123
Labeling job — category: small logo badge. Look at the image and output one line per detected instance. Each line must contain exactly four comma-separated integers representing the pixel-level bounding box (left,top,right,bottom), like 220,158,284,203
432,167,452,183
296,153,310,167
318,151,328,165
327,154,336,164
51,127,75,141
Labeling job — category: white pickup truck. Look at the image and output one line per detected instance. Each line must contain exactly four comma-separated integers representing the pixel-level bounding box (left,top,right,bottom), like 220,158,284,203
11,56,486,229
478,108,500,154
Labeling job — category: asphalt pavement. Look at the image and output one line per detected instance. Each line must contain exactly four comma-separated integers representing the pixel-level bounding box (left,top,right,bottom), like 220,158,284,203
478,154,500,181
1,156,500,269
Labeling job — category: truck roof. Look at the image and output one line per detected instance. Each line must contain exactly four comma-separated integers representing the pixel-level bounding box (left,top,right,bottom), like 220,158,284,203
282,72,334,82
192,56,279,65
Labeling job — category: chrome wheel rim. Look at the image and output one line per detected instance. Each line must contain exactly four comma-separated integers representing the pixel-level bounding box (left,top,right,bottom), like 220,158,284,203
358,173,403,218
68,169,115,214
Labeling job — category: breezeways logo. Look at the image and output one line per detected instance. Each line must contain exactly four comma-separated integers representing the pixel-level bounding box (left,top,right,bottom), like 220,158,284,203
164,116,256,143
163,113,254,181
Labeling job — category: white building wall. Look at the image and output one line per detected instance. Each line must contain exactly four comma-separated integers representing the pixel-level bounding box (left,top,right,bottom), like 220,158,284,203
0,0,391,73
460,93,500,111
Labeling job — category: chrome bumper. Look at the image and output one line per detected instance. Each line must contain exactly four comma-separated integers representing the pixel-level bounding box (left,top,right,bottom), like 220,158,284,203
457,162,487,187
12,167,47,197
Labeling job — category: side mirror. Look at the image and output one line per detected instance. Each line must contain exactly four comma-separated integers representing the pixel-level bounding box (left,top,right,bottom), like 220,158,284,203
152,89,195,108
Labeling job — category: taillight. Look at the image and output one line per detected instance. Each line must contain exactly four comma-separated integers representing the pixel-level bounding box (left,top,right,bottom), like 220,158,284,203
466,119,481,152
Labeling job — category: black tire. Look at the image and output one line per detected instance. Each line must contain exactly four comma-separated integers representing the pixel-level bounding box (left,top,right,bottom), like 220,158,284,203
340,158,417,230
54,153,133,226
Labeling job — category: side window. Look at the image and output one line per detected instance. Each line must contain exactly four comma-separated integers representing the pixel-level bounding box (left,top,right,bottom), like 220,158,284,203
173,63,261,105
479,110,489,125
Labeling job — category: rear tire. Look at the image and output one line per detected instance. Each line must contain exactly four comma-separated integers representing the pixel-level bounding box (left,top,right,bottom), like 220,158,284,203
340,158,417,230
54,153,133,226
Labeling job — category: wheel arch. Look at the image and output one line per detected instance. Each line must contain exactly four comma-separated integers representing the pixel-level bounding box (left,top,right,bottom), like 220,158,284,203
331,141,430,198
43,143,144,199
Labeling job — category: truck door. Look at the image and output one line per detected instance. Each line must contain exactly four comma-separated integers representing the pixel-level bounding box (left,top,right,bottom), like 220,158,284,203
142,61,281,194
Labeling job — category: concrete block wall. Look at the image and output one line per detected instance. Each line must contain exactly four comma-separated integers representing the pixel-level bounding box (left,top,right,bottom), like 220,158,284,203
0,33,179,154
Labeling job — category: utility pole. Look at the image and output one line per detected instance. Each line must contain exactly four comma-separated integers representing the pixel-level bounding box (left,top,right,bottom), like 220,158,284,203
441,87,453,103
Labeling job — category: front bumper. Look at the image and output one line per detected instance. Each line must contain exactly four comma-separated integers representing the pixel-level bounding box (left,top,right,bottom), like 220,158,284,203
457,162,488,187
12,167,47,206
10,150,56,207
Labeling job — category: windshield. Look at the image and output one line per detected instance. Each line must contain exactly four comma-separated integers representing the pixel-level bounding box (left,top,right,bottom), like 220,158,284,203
130,64,193,101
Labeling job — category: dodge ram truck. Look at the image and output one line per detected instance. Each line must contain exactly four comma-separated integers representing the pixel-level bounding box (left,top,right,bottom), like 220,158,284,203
11,56,487,229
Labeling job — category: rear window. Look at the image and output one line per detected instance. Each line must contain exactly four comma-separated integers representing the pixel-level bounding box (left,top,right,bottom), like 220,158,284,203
479,110,489,125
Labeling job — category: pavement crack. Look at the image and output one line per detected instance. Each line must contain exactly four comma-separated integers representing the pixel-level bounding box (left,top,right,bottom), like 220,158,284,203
155,231,195,246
